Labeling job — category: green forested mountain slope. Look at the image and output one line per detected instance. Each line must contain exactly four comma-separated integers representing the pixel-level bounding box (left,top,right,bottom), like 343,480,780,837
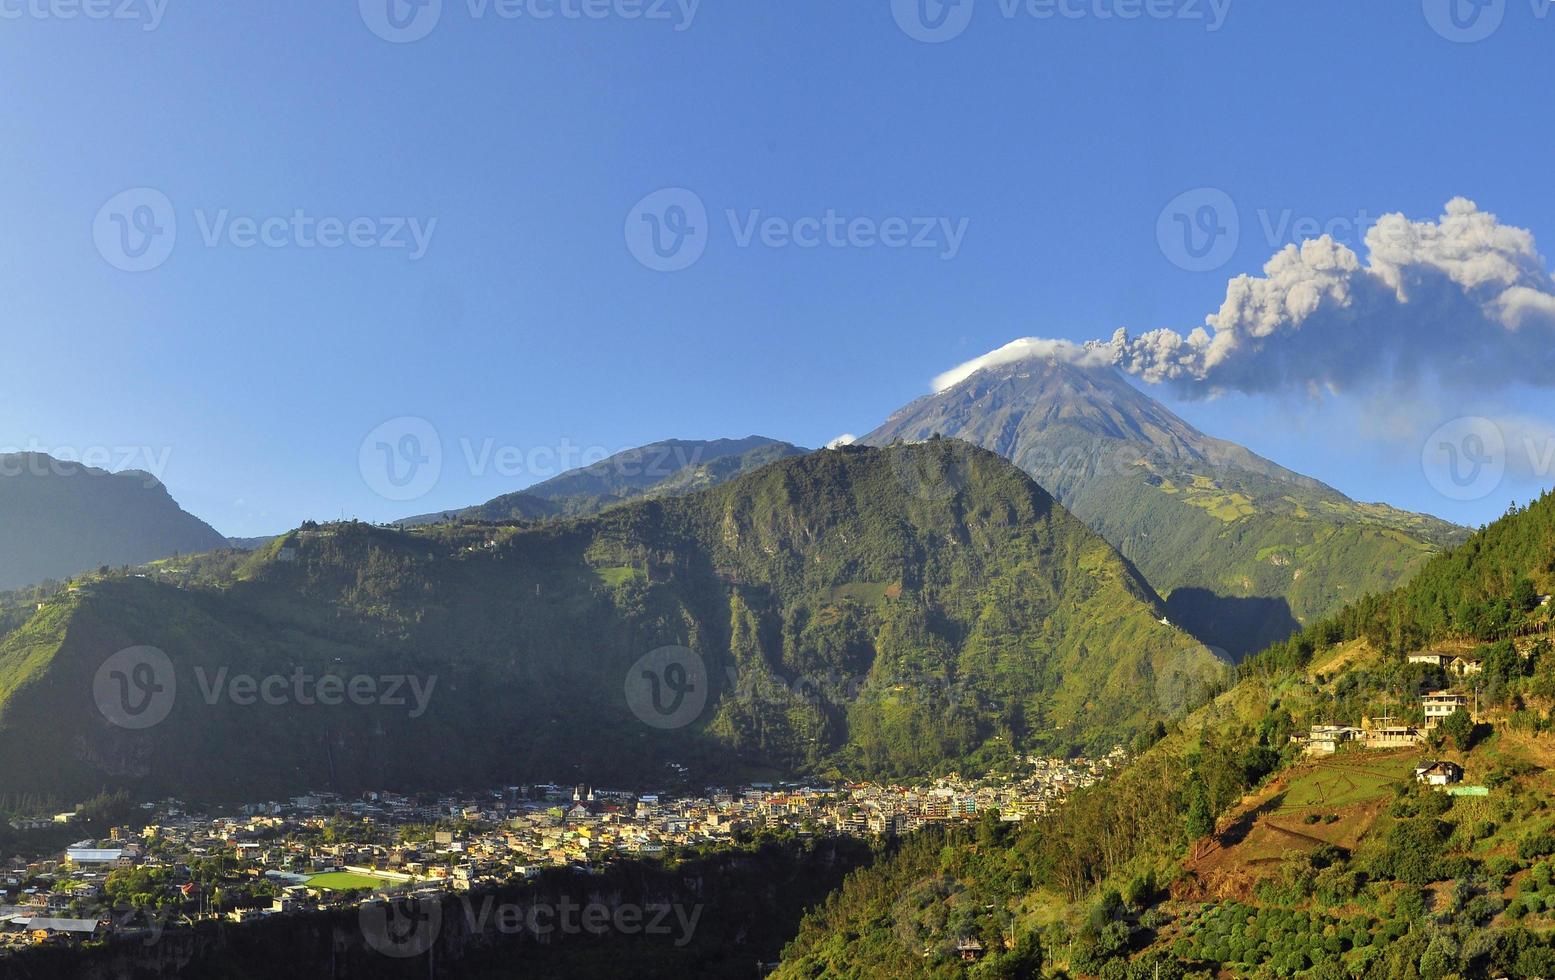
775,489,1555,980
0,454,228,591
864,356,1466,658
0,442,1224,803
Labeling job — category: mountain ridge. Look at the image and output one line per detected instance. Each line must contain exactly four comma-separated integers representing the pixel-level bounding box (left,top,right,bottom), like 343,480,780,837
0,442,1225,802
0,453,228,592
402,436,808,526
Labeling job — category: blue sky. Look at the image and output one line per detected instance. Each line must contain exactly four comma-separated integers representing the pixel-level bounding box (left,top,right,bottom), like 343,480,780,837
2,0,1553,535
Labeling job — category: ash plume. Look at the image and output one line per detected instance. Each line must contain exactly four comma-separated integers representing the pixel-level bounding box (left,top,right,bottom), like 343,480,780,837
937,199,1555,398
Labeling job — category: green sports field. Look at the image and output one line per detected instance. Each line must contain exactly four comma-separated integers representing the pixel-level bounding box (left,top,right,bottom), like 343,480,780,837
305,871,396,892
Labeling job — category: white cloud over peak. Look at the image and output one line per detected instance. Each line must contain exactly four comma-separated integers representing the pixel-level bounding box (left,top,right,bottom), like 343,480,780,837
931,338,1114,392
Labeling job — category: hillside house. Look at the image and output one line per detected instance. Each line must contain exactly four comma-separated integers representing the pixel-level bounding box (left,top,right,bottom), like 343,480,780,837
1297,725,1362,757
956,937,986,962
1448,657,1484,678
1407,652,1451,669
1415,761,1464,786
1422,692,1470,728
1361,718,1424,748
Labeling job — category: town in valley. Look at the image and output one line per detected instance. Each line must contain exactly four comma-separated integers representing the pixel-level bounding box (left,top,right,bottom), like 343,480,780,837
0,749,1127,951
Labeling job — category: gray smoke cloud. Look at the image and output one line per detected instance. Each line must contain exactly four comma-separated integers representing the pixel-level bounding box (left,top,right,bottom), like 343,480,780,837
1101,198,1555,396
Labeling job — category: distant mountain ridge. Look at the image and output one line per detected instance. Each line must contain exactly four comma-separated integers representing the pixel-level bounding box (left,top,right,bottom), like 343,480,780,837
403,436,807,525
864,355,1467,657
0,453,227,591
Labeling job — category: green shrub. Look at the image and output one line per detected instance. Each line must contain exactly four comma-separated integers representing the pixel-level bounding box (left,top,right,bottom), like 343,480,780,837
1488,855,1522,878
1532,860,1555,890
1472,895,1503,922
1438,855,1483,880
